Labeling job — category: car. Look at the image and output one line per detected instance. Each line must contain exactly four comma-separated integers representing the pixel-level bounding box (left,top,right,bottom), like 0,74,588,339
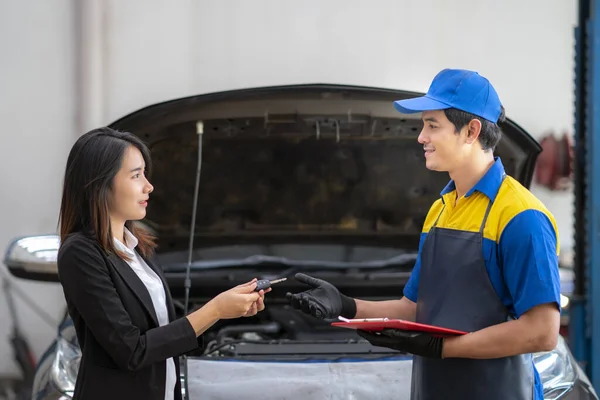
4,84,598,400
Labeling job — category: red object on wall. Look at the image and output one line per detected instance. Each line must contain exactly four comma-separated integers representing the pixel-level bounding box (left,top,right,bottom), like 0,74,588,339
534,133,573,190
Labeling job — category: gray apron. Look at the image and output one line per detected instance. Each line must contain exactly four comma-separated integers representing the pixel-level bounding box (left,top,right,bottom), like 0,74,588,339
411,187,534,400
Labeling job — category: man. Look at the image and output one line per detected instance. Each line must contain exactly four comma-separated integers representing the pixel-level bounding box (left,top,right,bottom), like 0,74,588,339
286,68,561,400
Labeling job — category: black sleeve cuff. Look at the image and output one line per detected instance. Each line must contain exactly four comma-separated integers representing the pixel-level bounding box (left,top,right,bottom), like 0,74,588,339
171,316,202,356
340,294,357,319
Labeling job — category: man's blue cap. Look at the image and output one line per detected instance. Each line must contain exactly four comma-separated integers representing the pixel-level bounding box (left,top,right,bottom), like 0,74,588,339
393,69,502,123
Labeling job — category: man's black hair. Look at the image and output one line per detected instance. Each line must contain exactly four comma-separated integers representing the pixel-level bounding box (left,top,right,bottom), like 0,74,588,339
443,106,505,151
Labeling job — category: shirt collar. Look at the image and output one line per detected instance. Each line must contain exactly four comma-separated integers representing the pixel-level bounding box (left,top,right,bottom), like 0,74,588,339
440,157,506,202
113,227,138,256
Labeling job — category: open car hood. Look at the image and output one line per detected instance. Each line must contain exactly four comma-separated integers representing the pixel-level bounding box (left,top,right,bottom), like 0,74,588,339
110,84,541,253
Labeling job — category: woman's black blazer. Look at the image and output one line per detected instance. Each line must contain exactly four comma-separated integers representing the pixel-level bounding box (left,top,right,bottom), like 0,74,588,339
57,231,201,400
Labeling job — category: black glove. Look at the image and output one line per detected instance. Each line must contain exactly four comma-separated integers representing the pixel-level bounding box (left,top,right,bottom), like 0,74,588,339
356,329,444,359
285,273,357,319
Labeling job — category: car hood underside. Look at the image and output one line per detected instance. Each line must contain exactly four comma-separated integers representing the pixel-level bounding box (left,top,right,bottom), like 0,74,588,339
110,84,542,253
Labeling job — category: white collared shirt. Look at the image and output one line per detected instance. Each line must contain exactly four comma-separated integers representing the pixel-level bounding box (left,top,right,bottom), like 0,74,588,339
113,228,175,400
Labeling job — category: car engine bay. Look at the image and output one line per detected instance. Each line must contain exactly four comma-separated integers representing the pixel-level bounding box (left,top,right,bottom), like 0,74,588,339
167,268,411,361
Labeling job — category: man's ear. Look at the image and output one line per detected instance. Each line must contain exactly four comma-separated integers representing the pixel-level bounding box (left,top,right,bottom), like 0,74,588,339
465,119,482,144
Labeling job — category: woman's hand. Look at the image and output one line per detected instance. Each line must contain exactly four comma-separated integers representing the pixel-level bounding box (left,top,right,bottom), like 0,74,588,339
211,279,267,319
186,279,272,336
243,286,272,317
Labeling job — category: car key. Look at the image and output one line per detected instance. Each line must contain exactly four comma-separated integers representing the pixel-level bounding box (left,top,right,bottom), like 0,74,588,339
255,277,287,292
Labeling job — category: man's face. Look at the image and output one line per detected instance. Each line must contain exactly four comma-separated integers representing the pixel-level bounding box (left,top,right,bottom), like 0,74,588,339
417,110,470,172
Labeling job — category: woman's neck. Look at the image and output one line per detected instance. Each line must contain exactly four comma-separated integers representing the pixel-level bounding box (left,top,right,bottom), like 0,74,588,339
110,217,126,245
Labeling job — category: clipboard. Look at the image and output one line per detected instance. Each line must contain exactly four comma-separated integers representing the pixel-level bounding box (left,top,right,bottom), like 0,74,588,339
331,317,468,337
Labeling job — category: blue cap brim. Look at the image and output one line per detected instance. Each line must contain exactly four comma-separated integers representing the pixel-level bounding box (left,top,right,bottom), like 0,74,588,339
393,96,452,114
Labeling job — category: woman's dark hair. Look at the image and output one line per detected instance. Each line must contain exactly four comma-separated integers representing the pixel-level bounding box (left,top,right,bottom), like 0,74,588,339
58,127,156,260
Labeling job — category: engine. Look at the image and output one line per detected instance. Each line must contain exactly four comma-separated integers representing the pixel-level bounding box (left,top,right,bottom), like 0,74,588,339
177,299,387,361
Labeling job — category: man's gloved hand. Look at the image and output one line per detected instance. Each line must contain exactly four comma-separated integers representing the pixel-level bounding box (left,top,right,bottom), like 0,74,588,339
356,329,444,359
285,273,356,319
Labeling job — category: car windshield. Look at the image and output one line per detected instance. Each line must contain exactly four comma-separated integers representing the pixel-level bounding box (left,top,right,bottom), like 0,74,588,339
158,243,418,271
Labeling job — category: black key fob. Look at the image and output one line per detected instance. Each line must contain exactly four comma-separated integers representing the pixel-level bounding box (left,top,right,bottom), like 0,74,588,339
255,279,271,292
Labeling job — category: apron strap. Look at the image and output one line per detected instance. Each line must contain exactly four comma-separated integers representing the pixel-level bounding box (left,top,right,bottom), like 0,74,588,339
431,205,446,228
479,174,507,234
479,200,494,234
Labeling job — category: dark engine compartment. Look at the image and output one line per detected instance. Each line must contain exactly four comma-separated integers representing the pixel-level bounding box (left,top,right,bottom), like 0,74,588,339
164,268,410,361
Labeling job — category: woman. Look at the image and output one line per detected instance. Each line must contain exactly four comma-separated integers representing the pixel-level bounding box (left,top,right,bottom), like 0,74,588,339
56,127,267,400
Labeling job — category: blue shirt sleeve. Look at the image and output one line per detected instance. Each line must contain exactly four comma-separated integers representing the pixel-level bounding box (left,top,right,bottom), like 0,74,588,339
403,232,427,302
498,209,561,318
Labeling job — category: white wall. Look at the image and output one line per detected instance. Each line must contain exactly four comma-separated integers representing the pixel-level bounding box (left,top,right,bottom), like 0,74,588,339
103,0,577,250
0,0,77,377
0,0,577,377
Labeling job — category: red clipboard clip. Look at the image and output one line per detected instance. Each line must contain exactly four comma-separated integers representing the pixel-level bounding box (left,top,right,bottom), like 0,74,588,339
331,316,468,337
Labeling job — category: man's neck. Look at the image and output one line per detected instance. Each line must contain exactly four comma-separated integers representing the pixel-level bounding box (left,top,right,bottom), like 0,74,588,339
449,153,495,201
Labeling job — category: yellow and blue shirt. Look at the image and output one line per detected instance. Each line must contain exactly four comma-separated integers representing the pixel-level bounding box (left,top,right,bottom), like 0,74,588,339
403,157,561,399
404,157,561,317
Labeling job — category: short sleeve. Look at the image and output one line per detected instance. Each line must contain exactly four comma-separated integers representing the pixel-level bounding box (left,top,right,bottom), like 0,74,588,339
498,209,561,318
403,233,427,302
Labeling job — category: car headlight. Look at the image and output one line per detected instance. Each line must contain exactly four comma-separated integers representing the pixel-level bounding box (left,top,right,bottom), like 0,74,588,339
560,294,570,309
534,336,576,400
51,324,81,395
